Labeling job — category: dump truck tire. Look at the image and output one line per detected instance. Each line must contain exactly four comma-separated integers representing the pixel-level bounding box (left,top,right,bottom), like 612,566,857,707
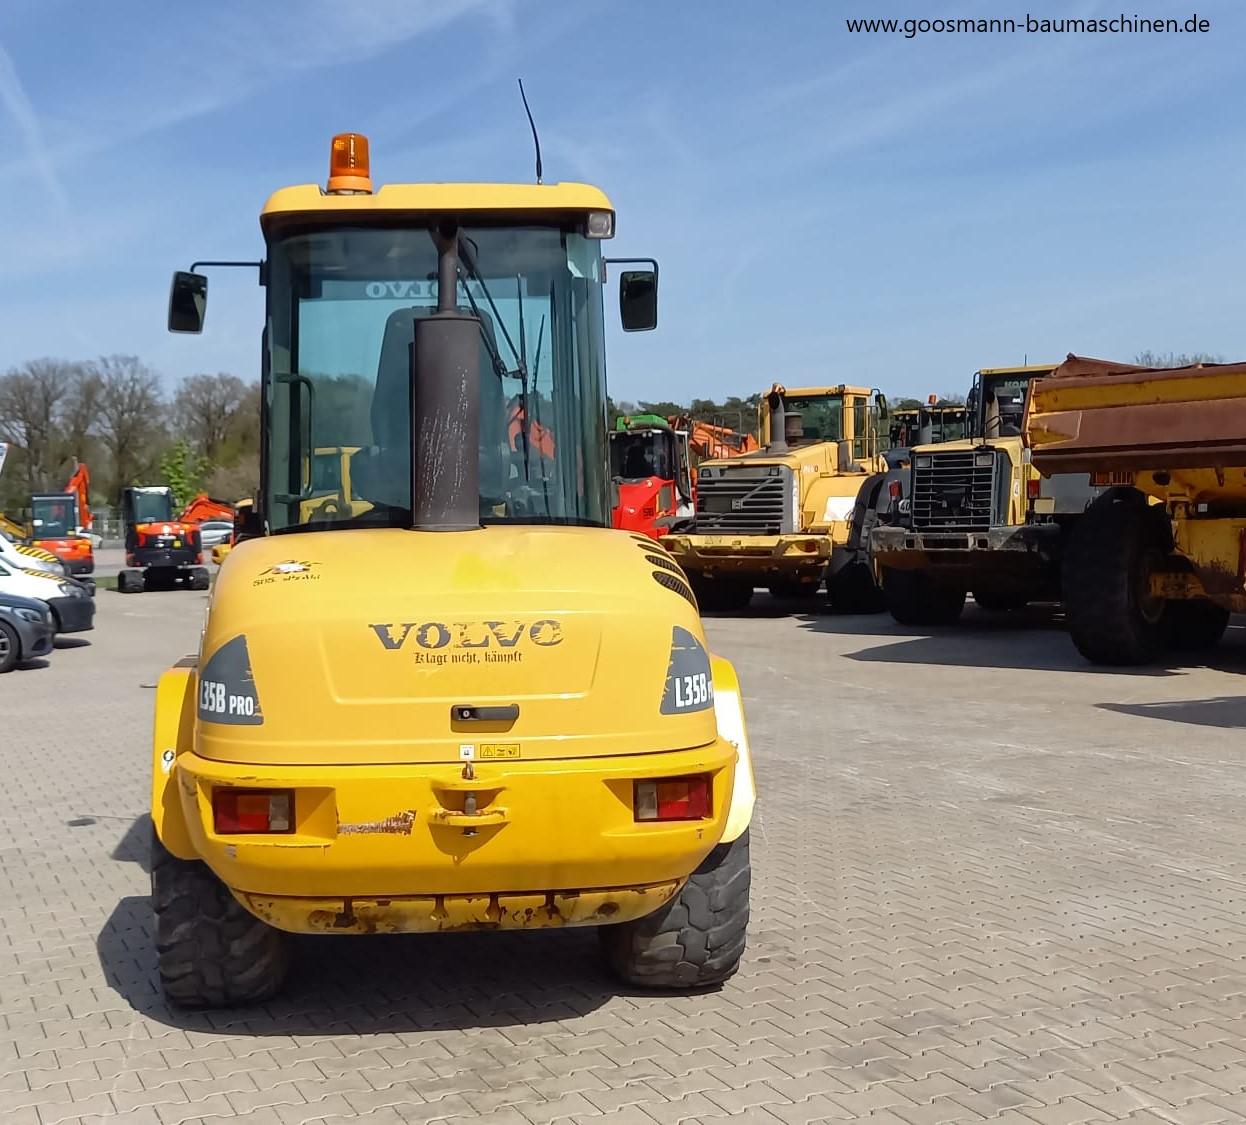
692,578,753,612
151,828,288,1009
882,568,964,625
602,830,750,989
1063,491,1169,666
1162,598,1230,651
188,568,211,591
827,561,885,614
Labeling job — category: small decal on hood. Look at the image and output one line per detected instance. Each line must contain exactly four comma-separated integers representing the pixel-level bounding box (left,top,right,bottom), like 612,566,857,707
254,560,320,587
660,626,714,715
198,635,263,725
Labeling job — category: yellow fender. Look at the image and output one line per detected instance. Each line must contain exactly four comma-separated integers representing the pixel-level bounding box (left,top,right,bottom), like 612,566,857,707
151,662,198,858
710,655,756,842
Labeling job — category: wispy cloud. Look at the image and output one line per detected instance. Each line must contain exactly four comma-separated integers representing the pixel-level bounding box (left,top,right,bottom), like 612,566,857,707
0,39,71,224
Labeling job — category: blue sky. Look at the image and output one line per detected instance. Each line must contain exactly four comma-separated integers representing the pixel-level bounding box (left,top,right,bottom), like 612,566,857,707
0,0,1242,404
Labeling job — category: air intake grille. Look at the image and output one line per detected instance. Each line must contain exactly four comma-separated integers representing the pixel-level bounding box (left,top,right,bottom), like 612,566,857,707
694,467,791,535
652,570,698,608
912,450,996,531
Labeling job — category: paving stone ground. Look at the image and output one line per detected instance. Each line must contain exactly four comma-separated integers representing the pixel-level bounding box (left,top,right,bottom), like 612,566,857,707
3,590,1246,1124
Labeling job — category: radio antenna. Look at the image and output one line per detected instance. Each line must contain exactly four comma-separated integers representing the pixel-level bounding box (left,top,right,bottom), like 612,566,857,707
517,78,543,185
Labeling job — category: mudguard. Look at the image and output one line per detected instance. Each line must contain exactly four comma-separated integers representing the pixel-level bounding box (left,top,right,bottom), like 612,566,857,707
150,660,198,858
711,654,756,842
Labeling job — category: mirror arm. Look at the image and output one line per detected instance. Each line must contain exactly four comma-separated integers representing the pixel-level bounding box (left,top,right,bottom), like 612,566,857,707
604,257,659,284
189,260,266,285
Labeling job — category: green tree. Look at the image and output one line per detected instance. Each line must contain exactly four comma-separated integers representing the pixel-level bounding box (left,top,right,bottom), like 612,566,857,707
157,439,210,508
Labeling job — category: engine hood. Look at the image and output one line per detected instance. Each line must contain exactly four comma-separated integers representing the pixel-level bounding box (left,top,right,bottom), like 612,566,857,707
196,527,718,765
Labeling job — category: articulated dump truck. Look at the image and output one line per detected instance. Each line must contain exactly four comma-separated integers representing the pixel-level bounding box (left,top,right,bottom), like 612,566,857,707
663,383,889,611
1028,353,1246,666
151,132,755,1007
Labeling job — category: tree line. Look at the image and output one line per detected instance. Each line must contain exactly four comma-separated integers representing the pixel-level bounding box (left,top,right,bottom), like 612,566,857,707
0,357,259,513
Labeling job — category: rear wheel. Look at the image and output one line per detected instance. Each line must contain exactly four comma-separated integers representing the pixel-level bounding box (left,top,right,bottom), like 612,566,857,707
1162,598,1229,651
0,620,19,673
117,569,143,594
1063,491,1169,665
188,567,211,591
882,568,965,625
602,830,750,989
151,828,288,1009
692,578,753,612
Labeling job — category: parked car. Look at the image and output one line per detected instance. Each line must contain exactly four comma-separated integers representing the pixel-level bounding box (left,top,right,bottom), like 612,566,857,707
0,592,54,672
0,561,95,634
196,520,234,549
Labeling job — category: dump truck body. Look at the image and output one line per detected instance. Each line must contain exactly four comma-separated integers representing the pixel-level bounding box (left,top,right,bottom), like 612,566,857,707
1028,354,1246,664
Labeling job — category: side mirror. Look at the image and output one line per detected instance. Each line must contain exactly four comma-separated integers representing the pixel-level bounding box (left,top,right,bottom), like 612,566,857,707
619,270,657,332
168,271,208,333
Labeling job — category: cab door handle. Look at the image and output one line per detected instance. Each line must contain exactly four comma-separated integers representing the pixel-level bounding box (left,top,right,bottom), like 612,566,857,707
451,704,520,723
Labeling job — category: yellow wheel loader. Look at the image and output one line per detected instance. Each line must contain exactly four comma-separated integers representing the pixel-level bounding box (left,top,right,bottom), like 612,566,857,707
151,133,755,1008
1028,353,1246,665
664,383,891,611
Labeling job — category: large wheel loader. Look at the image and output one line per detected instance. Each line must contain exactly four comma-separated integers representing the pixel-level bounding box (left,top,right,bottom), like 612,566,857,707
1027,353,1246,665
151,133,756,1008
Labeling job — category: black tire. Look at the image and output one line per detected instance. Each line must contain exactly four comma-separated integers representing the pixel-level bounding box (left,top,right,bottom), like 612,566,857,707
151,828,288,1009
117,569,142,594
827,561,885,614
882,568,965,625
188,568,211,592
1161,598,1230,651
972,590,1028,612
1063,491,1170,666
602,830,750,989
692,578,753,612
0,620,19,673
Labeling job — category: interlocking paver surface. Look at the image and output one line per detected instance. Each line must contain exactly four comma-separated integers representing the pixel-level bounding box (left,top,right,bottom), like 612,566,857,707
3,591,1246,1123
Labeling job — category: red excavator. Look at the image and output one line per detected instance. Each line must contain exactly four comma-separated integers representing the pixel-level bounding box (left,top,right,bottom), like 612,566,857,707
29,463,95,576
117,486,213,593
610,415,695,539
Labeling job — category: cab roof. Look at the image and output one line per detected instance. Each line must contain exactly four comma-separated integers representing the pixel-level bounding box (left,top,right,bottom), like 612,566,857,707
781,385,874,398
260,182,614,226
977,364,1056,376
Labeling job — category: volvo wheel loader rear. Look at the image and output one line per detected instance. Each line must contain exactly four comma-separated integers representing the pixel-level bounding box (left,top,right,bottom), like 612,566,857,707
663,383,890,610
151,133,755,1008
1028,353,1246,665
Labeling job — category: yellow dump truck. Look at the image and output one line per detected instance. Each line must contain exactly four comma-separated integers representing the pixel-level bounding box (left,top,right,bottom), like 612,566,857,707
664,383,889,610
151,133,755,1007
870,364,1105,623
1028,353,1246,665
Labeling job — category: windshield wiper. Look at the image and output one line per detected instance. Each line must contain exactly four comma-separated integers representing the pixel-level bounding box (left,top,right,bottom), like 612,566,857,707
455,235,526,383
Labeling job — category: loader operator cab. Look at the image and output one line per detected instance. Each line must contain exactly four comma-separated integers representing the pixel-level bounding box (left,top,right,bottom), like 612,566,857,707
29,496,77,539
124,486,176,526
968,372,1030,440
762,388,890,463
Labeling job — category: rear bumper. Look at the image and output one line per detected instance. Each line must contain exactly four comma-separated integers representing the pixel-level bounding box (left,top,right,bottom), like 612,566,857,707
166,740,738,934
130,547,200,569
664,533,832,578
871,523,1062,580
47,595,95,633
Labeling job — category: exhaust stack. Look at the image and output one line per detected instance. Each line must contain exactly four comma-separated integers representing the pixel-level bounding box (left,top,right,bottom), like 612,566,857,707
767,387,788,452
411,226,481,531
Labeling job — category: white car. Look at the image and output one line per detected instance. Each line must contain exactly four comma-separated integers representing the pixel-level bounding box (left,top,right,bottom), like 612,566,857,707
196,520,234,549
0,561,95,634
0,528,66,577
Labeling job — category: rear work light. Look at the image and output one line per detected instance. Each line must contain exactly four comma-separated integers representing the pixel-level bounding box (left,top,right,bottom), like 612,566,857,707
634,776,712,822
212,788,293,834
888,480,903,499
1026,478,1041,499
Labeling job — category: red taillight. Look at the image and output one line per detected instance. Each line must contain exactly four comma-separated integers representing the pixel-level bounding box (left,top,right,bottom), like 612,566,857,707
888,480,902,499
1026,478,1041,500
212,788,293,834
634,776,712,822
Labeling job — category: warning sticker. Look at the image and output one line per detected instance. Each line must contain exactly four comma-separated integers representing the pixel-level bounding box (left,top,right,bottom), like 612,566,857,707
480,743,521,759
